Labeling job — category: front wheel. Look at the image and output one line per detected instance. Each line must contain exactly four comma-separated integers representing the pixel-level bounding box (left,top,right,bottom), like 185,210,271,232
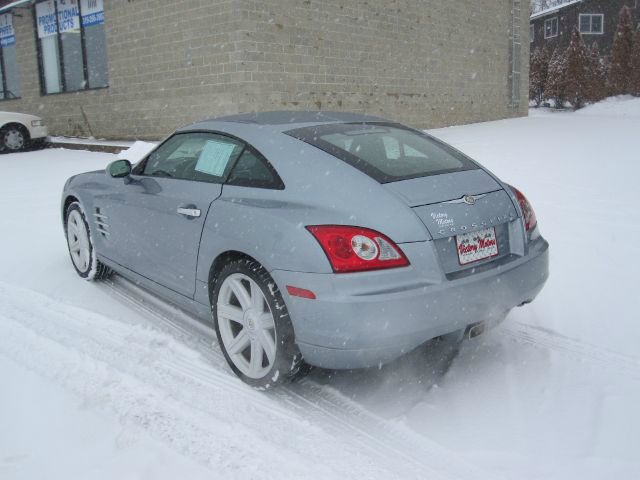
65,202,111,280
212,258,305,388
1,125,28,152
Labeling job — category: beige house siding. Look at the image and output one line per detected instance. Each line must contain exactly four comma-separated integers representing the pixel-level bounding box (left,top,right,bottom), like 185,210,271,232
1,0,529,140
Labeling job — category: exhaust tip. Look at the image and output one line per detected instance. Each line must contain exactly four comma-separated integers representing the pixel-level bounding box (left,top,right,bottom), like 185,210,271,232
465,321,486,339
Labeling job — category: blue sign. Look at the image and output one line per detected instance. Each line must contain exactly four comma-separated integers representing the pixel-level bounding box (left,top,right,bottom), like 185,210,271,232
0,13,15,47
81,0,104,27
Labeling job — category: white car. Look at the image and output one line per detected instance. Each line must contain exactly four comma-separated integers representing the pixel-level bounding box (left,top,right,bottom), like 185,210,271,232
0,111,48,152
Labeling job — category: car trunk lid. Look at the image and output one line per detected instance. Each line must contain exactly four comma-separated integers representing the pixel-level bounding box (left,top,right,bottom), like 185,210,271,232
384,170,522,275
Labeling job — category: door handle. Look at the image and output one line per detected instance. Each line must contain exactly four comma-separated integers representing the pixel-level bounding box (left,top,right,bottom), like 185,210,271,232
177,207,201,218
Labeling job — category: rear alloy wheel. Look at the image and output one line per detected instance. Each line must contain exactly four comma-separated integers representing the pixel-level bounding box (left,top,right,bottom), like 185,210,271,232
1,125,27,152
65,202,110,280
213,259,304,388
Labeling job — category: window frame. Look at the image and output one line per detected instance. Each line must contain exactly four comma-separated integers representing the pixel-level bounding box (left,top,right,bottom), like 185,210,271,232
530,24,534,43
578,13,604,35
132,130,285,190
544,17,558,39
33,0,107,96
0,12,19,101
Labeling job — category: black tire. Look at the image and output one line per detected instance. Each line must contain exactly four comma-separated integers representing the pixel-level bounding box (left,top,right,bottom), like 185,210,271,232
0,124,29,153
211,258,305,388
64,202,111,281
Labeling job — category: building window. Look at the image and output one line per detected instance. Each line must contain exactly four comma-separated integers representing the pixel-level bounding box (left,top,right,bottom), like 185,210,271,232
579,14,604,34
530,24,534,42
34,0,108,95
544,17,558,38
0,12,20,100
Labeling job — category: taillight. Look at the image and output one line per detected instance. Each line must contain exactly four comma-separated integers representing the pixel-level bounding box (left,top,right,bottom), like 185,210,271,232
306,225,410,273
509,186,537,232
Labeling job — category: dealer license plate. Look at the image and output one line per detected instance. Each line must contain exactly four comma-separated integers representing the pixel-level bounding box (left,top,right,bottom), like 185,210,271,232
455,227,499,265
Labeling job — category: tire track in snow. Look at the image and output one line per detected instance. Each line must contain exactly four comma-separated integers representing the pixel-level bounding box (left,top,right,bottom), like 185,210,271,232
0,280,494,480
0,283,408,479
500,322,640,380
102,277,497,480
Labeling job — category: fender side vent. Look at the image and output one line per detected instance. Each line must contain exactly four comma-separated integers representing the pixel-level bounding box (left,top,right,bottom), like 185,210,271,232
93,208,110,238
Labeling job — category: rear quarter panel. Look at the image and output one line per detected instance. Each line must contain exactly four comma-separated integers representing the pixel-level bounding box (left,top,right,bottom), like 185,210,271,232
194,129,433,282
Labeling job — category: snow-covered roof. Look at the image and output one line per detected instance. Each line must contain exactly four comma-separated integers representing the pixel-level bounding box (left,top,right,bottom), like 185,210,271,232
0,0,32,14
530,0,583,20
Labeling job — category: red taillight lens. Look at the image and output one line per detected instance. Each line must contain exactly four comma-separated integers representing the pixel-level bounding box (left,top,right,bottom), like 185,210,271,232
306,225,410,273
509,186,537,232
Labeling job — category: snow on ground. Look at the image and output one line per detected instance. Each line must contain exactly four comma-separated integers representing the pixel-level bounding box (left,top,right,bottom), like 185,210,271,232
1,97,639,479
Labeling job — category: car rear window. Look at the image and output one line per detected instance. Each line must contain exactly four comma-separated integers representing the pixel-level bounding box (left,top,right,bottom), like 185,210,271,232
285,123,478,183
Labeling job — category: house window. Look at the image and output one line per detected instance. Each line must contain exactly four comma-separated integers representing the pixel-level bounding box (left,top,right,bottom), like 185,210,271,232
0,12,20,100
544,17,558,38
579,14,604,34
34,0,108,95
530,24,534,42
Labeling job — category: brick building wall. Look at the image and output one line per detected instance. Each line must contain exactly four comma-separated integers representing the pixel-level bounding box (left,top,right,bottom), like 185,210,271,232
0,0,529,140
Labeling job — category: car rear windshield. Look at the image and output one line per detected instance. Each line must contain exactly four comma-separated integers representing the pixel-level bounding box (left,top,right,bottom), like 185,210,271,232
285,123,478,183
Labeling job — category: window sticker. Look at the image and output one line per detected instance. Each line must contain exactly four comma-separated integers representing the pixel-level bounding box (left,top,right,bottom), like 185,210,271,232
194,140,236,177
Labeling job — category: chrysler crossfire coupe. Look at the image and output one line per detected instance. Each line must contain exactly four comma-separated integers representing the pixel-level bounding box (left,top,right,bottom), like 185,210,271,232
61,111,549,387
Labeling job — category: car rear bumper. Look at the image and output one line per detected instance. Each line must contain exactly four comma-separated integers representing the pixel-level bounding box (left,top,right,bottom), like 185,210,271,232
271,237,549,369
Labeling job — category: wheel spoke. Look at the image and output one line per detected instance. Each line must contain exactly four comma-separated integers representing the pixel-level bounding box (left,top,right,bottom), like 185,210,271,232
230,278,251,310
81,248,90,270
68,222,79,237
257,329,276,365
69,240,81,253
217,303,244,324
259,312,275,330
249,339,264,375
250,281,264,311
227,329,250,355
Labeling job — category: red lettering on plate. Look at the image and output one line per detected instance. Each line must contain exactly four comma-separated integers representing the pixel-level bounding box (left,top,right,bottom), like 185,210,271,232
458,243,478,255
478,237,496,249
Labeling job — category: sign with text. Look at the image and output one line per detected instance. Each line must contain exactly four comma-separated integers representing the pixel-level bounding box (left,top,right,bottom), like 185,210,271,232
36,1,57,38
56,0,80,34
36,0,81,38
0,13,15,47
80,0,104,27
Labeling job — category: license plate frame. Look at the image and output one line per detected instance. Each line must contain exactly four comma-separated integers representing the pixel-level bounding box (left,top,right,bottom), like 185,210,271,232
455,227,499,265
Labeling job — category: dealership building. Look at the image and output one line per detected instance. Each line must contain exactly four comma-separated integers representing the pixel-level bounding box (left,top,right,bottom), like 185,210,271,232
0,0,529,140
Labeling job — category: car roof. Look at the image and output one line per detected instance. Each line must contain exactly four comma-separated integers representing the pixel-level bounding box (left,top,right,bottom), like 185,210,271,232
181,111,395,138
201,110,387,127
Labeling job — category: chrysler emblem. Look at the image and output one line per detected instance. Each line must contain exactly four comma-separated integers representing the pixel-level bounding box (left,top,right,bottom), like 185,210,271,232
444,193,487,205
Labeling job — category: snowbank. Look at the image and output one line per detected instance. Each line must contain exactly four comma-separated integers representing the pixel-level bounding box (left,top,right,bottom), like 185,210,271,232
574,95,640,117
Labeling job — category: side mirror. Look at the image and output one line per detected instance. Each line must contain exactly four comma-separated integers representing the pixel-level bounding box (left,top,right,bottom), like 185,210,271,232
107,159,132,178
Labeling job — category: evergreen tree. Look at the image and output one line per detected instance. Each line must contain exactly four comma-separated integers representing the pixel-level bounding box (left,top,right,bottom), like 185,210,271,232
529,47,551,106
630,27,640,97
608,6,634,95
564,29,590,109
586,41,607,102
545,46,568,108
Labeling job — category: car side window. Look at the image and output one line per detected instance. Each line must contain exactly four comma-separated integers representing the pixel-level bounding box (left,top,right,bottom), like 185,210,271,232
140,132,244,183
226,148,284,189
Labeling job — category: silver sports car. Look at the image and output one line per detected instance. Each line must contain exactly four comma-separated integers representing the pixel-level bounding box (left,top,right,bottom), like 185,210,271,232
61,111,549,387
